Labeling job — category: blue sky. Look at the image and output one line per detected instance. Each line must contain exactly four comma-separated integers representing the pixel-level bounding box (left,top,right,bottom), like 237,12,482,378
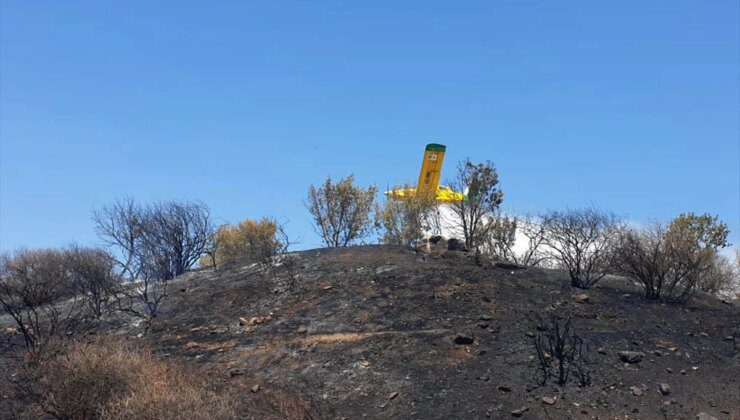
1,1,738,252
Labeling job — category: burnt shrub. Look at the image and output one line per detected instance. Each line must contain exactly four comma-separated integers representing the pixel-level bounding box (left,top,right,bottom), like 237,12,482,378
0,249,82,352
64,245,122,320
541,207,623,289
533,311,590,387
614,213,730,303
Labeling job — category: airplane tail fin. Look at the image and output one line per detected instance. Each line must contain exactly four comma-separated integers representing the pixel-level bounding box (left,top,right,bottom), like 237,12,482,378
417,143,446,193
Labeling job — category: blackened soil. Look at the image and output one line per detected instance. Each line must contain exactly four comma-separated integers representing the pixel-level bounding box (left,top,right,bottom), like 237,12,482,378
148,246,739,419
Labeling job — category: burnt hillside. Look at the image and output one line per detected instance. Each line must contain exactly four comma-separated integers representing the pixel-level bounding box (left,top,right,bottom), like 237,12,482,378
139,245,738,419
3,245,739,419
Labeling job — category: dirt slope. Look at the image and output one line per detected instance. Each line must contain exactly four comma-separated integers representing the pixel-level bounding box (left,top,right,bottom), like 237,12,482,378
136,245,739,419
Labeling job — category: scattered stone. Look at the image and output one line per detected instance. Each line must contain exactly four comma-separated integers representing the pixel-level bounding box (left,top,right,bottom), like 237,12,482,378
511,407,528,417
597,347,607,354
251,384,260,393
542,396,557,405
497,384,512,392
666,368,673,373
525,331,536,338
699,332,709,337
321,284,333,290
630,386,643,396
572,293,590,303
210,325,229,334
388,391,399,400
479,314,494,321
477,323,490,329
658,383,671,395
228,368,245,377
296,326,308,334
454,334,474,345
723,336,733,341
447,238,467,252
184,340,236,352
618,351,643,363
621,293,631,298
478,375,490,382
696,413,718,420
680,369,687,375
239,315,272,327
668,346,678,352
495,261,525,270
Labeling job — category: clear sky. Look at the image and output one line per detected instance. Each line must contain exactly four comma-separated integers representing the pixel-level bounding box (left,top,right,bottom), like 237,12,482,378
1,1,738,252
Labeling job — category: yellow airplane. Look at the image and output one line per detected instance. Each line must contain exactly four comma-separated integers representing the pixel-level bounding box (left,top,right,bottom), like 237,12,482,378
386,143,465,203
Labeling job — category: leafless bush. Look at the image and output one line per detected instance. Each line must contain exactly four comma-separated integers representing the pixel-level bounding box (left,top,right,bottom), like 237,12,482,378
140,200,213,280
91,198,144,280
447,159,504,253
93,198,213,318
273,223,303,292
614,213,730,303
541,207,623,289
306,174,377,247
482,214,550,267
533,311,590,387
64,245,121,320
0,249,82,353
482,214,517,261
375,183,438,249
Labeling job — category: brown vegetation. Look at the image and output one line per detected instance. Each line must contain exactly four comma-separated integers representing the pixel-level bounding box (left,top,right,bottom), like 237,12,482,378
8,336,325,420
202,218,286,267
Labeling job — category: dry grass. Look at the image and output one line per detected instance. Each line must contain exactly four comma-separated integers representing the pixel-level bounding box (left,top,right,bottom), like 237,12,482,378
11,336,326,420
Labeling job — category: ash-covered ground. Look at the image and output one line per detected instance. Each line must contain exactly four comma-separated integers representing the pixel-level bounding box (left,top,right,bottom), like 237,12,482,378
3,245,739,419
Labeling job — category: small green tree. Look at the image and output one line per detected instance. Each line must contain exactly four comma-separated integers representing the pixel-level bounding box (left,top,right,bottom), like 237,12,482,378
448,159,504,252
375,184,438,248
306,175,377,247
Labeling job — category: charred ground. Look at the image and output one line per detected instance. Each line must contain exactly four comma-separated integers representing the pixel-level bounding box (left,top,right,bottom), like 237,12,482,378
4,245,740,419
